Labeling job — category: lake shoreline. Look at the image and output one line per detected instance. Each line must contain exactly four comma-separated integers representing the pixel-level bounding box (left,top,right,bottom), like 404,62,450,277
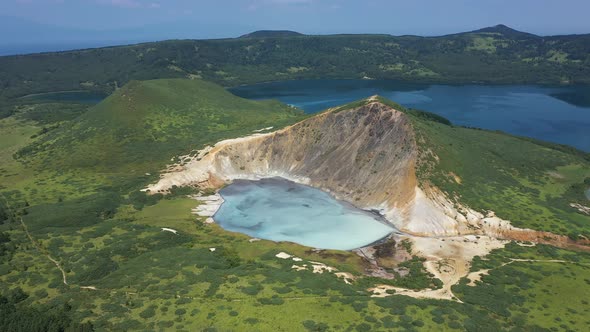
214,177,398,251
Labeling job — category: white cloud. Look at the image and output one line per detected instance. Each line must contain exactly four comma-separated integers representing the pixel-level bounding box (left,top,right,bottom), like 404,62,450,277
97,0,161,9
97,0,140,8
247,0,313,11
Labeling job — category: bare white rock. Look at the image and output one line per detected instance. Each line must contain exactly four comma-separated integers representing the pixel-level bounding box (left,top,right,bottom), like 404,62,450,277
161,228,178,235
275,252,292,259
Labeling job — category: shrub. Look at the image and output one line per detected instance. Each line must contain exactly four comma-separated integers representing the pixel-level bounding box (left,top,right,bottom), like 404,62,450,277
411,109,452,125
302,320,329,331
432,316,445,324
245,318,259,325
258,295,285,305
7,288,28,304
241,284,263,296
448,321,462,329
139,305,157,319
355,323,371,331
34,289,48,299
352,301,368,312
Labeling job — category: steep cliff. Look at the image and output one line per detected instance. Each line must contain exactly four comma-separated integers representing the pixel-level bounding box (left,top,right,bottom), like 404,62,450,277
146,96,590,242
148,98,478,235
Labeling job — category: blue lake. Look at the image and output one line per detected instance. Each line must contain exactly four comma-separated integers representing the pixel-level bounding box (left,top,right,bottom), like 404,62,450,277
21,91,107,104
230,80,590,152
214,178,396,250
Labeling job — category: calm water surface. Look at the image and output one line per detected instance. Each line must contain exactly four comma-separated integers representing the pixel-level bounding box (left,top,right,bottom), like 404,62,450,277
214,178,396,250
230,80,590,151
21,91,106,104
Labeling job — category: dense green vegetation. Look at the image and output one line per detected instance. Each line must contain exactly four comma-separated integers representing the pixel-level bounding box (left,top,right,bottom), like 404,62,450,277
453,242,590,331
1,24,590,113
0,290,94,332
1,78,589,330
15,102,90,126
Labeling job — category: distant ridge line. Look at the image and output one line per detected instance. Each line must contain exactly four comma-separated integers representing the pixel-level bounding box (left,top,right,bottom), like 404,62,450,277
239,30,304,38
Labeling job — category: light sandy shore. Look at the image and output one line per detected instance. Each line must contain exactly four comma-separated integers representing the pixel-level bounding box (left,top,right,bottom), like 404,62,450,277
190,194,224,218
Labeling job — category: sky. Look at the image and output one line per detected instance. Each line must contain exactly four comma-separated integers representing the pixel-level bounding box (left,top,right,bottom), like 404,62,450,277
1,0,590,54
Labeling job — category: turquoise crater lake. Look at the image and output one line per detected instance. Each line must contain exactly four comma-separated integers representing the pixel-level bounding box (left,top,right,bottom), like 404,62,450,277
214,178,396,250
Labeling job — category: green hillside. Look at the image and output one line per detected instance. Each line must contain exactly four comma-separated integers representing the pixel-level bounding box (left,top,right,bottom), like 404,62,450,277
17,78,304,174
1,81,589,331
239,30,304,38
1,24,590,109
413,116,590,238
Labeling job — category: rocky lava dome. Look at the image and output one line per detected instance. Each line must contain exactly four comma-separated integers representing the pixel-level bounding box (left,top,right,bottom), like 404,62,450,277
147,98,573,241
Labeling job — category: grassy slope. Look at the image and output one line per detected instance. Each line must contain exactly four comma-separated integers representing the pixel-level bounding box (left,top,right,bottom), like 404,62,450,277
27,78,304,171
1,84,589,330
4,77,305,196
8,79,305,208
412,116,590,238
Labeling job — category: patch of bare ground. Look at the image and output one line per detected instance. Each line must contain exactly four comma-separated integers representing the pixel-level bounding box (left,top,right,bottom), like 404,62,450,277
368,235,506,301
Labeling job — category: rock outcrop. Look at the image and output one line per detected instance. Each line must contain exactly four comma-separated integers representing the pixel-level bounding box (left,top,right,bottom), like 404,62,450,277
148,100,420,224
144,100,559,240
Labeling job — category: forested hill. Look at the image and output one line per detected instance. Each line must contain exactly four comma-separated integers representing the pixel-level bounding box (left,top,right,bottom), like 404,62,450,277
467,24,539,39
1,24,590,101
239,30,304,38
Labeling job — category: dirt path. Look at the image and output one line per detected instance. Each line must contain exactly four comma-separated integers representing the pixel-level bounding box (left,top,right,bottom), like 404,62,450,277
368,257,468,302
0,194,68,285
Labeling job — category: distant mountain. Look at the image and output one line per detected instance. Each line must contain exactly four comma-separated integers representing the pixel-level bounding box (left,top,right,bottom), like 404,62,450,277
470,24,539,39
239,30,304,38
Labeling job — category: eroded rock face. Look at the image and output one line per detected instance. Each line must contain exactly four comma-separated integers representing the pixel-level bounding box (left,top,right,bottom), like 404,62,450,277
146,100,590,247
218,102,416,207
148,101,541,240
149,101,419,227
